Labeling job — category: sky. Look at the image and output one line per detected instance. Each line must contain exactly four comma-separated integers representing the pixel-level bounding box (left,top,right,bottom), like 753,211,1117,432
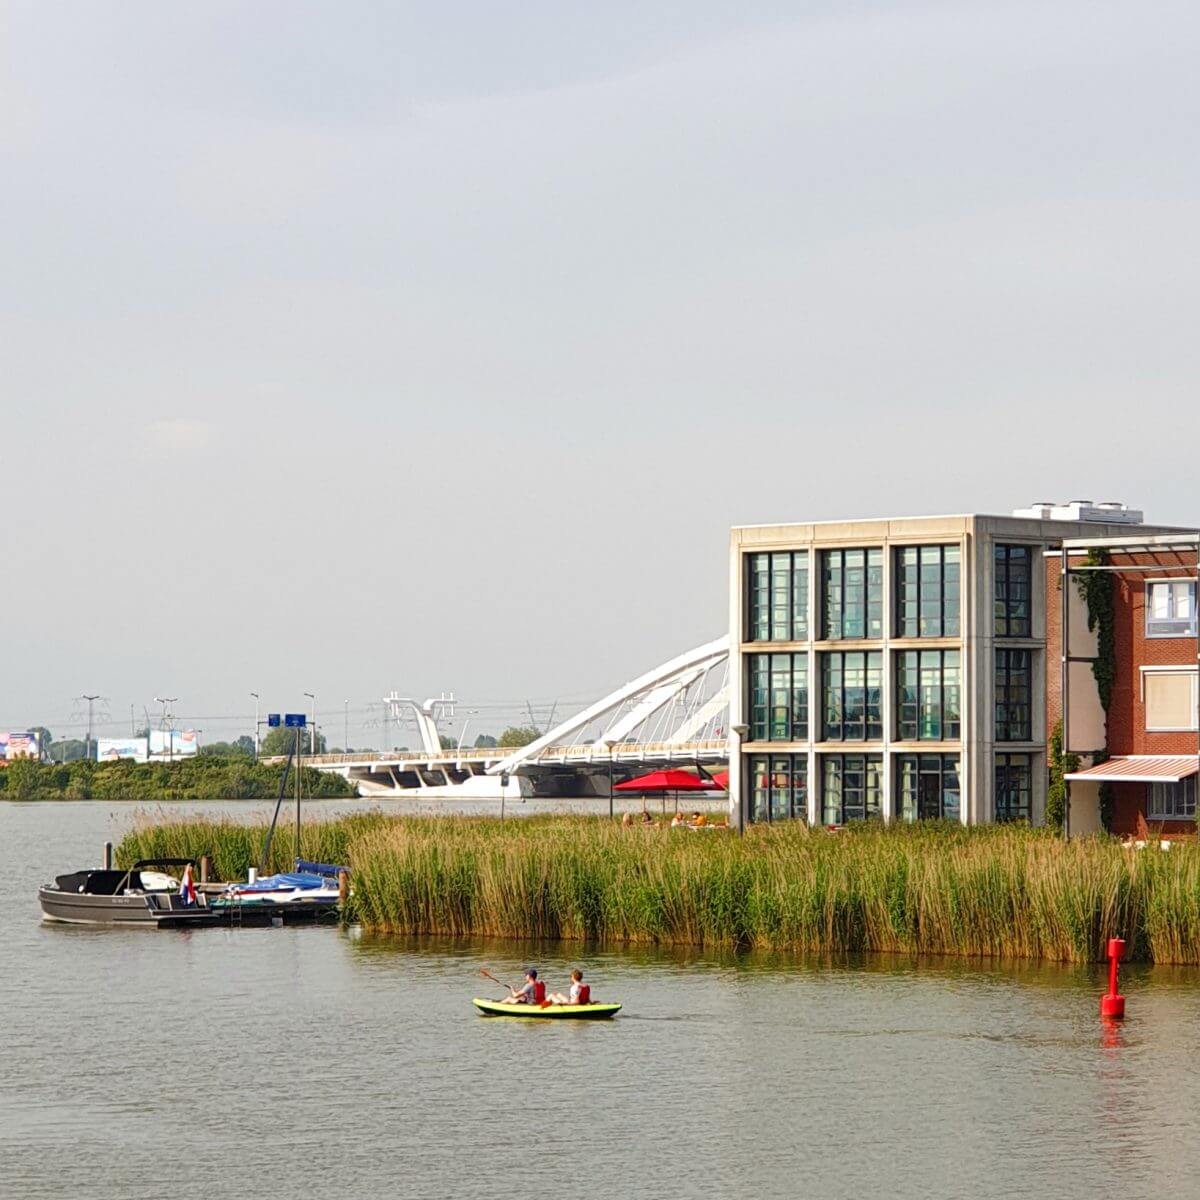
3,0,1199,747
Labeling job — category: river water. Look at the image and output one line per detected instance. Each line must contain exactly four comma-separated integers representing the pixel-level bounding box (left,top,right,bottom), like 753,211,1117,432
4,800,1200,1200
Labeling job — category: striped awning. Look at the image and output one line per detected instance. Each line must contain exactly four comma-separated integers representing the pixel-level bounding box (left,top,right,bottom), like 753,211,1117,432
1064,756,1200,784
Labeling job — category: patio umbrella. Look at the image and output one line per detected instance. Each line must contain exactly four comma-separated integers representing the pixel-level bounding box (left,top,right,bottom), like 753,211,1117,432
615,768,714,816
709,770,729,790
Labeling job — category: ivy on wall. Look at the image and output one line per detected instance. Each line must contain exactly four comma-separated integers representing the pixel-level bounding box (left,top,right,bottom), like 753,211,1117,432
1046,718,1079,831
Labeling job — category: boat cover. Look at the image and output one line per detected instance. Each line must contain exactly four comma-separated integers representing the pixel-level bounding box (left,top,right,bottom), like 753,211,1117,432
230,872,330,894
294,860,348,878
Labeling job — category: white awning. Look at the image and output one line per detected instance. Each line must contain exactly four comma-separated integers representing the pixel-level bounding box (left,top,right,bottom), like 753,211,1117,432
1064,756,1200,784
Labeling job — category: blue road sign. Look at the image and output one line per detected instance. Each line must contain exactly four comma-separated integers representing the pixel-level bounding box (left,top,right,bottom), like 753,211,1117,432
267,714,282,728
284,713,307,728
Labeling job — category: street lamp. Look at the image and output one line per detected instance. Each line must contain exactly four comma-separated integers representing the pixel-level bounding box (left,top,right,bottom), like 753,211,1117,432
154,696,178,762
304,692,316,754
602,738,618,819
730,725,749,835
344,699,349,754
250,692,260,760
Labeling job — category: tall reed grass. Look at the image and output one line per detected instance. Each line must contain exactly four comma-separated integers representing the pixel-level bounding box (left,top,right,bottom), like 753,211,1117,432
117,816,1200,963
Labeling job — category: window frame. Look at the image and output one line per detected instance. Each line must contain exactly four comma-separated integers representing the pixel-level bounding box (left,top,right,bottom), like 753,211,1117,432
746,551,809,642
821,650,883,742
747,753,808,823
820,753,883,825
895,649,961,742
1147,778,1197,820
1140,668,1199,732
894,544,961,638
748,652,809,742
821,548,884,641
895,753,961,822
994,544,1032,638
994,752,1032,823
1145,579,1198,639
995,648,1033,742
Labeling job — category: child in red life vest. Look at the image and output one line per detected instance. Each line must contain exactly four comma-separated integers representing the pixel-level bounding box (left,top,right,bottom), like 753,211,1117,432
504,968,546,1005
548,969,590,1006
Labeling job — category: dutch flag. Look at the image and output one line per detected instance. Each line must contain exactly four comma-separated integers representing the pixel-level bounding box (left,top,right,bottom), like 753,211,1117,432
179,863,197,907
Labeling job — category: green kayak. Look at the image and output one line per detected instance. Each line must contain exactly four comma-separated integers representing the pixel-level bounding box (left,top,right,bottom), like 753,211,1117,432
473,998,622,1020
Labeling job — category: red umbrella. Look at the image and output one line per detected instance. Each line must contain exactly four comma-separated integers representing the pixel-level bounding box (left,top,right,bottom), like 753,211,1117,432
614,769,713,793
710,770,729,790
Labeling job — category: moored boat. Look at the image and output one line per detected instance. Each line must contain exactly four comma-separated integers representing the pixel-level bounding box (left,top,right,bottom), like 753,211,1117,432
38,858,218,928
472,998,621,1019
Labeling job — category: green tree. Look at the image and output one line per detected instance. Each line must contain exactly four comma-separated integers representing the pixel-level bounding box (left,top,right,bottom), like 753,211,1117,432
5,758,41,800
200,736,256,758
473,734,498,748
260,725,327,757
497,725,539,748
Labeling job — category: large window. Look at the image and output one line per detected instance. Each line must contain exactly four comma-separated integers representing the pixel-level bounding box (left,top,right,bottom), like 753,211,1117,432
1143,670,1198,731
1148,778,1197,820
821,548,883,640
748,754,808,822
747,551,809,641
1146,581,1197,638
821,754,883,824
896,650,961,741
896,754,961,821
895,545,960,637
994,544,1031,637
995,649,1032,741
822,651,883,741
748,653,809,742
994,753,1032,823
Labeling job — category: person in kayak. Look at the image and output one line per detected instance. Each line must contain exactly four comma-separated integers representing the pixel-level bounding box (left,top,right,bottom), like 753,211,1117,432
547,969,591,1006
503,968,546,1005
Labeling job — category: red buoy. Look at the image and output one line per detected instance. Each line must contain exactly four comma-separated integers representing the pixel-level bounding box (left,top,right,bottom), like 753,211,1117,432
1101,937,1126,1019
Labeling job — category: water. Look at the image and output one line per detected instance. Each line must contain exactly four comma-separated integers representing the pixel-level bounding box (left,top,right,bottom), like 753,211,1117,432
4,800,1200,1200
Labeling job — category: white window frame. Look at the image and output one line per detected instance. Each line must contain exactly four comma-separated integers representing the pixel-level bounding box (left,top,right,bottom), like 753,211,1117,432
1146,579,1198,638
1147,778,1197,819
1140,667,1200,731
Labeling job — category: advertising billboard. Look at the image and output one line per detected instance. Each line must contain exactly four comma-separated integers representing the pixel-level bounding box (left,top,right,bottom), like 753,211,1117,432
0,731,41,760
97,737,150,764
149,729,199,760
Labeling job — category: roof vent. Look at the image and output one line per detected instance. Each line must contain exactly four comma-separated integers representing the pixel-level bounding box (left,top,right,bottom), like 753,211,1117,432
1011,500,1144,525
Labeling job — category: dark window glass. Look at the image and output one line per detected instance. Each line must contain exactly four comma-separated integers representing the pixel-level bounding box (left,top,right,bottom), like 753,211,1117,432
748,754,808,823
821,548,883,640
746,552,808,641
821,754,883,824
994,753,1031,823
895,545,960,638
995,649,1032,741
748,654,807,741
896,754,961,821
822,651,882,741
1147,778,1197,819
994,545,1031,637
896,650,960,740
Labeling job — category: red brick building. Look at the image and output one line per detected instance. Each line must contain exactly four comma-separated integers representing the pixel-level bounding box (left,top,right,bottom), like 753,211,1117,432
1046,532,1200,836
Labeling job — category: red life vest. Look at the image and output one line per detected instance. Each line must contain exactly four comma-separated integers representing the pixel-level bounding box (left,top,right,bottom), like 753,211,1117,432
576,984,591,1005
533,980,547,1004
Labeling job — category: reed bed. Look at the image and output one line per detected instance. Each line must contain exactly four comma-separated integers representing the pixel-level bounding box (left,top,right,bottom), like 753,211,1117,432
117,816,1200,963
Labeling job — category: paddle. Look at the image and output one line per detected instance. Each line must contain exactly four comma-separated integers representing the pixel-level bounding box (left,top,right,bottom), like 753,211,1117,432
480,967,515,994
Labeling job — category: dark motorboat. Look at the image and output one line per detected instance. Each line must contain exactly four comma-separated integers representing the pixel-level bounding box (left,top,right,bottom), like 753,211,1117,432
38,859,219,928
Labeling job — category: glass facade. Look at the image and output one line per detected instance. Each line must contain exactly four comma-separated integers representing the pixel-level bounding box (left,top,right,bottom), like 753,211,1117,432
748,653,808,742
747,551,809,641
994,544,1031,637
895,545,960,637
896,650,961,741
748,754,808,822
822,651,883,741
994,753,1032,823
995,649,1032,741
896,754,961,821
821,548,883,640
821,754,883,824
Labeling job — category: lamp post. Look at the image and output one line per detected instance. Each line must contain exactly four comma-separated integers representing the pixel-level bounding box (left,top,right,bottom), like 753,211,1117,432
154,696,178,762
344,699,349,754
603,738,618,819
730,724,749,835
304,692,316,754
80,694,100,761
250,692,260,760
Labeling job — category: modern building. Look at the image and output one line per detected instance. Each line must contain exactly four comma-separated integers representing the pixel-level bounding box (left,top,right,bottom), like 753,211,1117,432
726,503,1189,829
1048,531,1200,836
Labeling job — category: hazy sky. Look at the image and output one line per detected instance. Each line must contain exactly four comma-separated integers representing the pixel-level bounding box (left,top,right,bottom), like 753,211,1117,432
4,1,1198,746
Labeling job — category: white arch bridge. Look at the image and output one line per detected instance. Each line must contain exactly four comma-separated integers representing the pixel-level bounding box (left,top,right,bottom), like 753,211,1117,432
301,636,730,801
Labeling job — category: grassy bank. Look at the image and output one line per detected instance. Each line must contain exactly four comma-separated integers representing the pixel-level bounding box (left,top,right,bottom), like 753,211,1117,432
1,756,355,801
116,816,1200,964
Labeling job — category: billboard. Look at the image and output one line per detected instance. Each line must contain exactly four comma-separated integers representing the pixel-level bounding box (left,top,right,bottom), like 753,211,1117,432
97,737,150,764
0,731,40,761
149,729,199,760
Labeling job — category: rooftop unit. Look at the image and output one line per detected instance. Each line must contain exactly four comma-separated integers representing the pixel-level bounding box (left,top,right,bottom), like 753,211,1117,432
1011,500,1144,525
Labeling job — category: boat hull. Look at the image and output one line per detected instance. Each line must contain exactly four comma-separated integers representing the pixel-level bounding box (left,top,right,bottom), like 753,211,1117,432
472,998,621,1019
38,887,218,928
